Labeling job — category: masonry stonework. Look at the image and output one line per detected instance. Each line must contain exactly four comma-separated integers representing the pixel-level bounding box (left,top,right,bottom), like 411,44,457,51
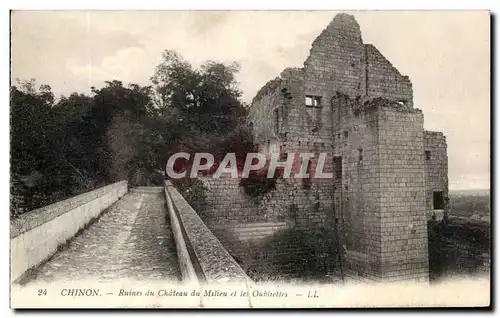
246,13,448,282
424,131,449,220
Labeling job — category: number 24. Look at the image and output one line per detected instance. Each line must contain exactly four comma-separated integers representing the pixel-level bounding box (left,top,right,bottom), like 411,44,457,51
37,289,47,296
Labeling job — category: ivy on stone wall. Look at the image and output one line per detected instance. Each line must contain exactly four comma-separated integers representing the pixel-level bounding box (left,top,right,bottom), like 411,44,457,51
239,168,283,200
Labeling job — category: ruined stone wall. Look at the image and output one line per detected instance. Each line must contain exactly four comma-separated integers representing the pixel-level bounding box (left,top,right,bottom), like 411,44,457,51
248,65,336,231
245,13,446,282
249,13,415,152
281,147,335,230
424,131,449,218
199,177,260,224
247,77,282,151
199,176,291,224
256,14,369,230
331,95,382,280
365,44,413,107
304,13,366,100
199,174,331,229
247,14,419,234
198,175,316,281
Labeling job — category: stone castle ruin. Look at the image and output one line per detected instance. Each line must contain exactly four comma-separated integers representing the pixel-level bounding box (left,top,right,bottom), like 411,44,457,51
203,13,449,282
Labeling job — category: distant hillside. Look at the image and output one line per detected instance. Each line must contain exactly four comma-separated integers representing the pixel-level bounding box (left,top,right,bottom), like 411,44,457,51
448,189,490,220
449,189,490,197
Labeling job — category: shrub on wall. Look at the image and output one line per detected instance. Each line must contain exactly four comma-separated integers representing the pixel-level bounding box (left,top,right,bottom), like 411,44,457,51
239,167,283,201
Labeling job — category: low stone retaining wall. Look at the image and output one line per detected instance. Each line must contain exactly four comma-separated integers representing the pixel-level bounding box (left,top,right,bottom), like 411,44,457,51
199,177,262,222
164,181,251,285
10,181,128,283
209,222,288,241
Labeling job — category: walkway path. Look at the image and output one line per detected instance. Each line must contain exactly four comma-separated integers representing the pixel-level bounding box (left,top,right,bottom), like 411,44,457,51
20,187,180,284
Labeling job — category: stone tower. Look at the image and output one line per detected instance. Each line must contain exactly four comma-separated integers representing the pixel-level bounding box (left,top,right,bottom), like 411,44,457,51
248,13,448,282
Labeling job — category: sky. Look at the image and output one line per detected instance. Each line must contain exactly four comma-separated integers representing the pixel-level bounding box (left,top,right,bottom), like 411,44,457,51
11,10,490,190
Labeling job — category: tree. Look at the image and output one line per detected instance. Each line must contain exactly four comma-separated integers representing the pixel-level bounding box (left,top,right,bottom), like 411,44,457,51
10,79,155,215
10,50,250,216
151,50,246,134
151,50,249,173
10,80,59,215
90,81,156,184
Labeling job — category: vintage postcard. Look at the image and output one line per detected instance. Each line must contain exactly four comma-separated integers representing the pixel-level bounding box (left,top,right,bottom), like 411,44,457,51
10,10,491,308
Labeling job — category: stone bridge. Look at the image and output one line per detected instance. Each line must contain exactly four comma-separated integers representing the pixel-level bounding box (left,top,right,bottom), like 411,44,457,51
10,180,490,292
10,181,250,292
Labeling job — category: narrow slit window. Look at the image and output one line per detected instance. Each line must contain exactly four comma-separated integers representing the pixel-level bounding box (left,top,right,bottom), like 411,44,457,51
274,108,279,134
425,151,431,160
433,191,444,210
314,96,322,107
333,156,342,180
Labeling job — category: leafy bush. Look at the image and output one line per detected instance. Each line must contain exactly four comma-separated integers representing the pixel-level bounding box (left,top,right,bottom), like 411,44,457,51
239,167,283,200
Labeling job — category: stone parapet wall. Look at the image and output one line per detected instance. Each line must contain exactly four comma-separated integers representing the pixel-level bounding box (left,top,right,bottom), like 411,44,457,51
10,181,128,283
209,222,288,241
165,181,252,286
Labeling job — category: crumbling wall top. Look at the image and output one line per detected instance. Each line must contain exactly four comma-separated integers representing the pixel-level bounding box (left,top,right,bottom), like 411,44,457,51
251,77,282,105
280,67,304,80
326,13,362,36
362,97,420,113
424,130,446,139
